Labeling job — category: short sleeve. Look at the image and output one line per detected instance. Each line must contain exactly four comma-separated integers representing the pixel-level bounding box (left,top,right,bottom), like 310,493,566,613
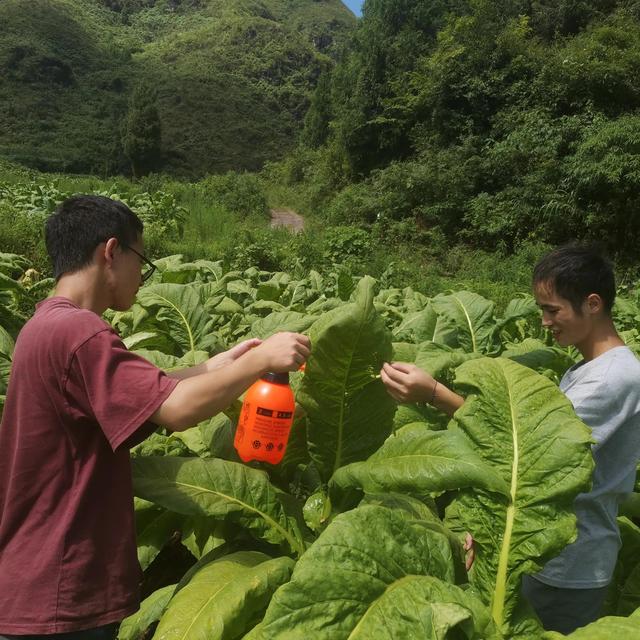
64,328,179,450
566,355,640,452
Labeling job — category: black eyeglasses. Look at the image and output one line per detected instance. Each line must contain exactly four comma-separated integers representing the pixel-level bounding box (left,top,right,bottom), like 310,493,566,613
125,246,157,282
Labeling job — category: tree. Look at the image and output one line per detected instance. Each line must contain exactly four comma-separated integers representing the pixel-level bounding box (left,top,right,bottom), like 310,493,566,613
122,83,162,178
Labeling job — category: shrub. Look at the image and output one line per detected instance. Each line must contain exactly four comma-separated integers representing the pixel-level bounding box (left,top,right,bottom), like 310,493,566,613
196,172,269,219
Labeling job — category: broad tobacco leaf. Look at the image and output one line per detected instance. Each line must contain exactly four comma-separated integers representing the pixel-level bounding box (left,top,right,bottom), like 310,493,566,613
0,324,14,357
605,517,640,616
330,422,509,499
445,358,594,636
180,517,227,560
502,338,576,381
135,283,221,355
132,457,307,556
431,291,500,354
246,505,488,639
297,276,396,481
153,551,294,640
250,311,316,339
168,413,237,459
118,584,176,640
392,302,448,344
341,576,500,639
414,341,483,383
134,498,184,570
392,341,418,362
542,611,640,638
495,295,541,343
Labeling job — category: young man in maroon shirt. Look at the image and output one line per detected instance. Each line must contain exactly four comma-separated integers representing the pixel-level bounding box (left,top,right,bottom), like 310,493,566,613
0,195,310,638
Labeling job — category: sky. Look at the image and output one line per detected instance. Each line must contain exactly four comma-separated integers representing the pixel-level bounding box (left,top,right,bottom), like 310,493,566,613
342,0,363,17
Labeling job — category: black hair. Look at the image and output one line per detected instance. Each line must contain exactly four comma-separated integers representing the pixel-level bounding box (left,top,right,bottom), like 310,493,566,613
532,244,616,314
45,195,143,280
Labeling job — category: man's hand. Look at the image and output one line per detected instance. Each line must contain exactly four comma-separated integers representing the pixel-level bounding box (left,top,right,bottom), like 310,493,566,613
380,362,465,417
155,332,310,430
380,362,435,404
252,332,311,373
205,338,262,372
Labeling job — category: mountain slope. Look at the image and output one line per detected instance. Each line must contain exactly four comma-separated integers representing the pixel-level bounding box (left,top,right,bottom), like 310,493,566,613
0,0,355,175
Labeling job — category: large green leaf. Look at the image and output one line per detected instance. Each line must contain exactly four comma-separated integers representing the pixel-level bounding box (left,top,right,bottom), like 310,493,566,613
392,341,418,361
297,276,396,481
134,498,185,571
542,613,640,638
414,342,483,382
135,283,221,355
269,410,310,480
605,517,640,616
132,457,307,556
330,422,509,499
392,303,441,343
250,311,316,339
0,352,12,397
247,505,456,639
496,295,541,343
392,402,447,431
118,584,176,640
168,413,236,459
431,291,499,354
0,324,14,357
180,517,227,560
502,338,575,381
445,358,594,636
153,551,294,640
343,576,500,639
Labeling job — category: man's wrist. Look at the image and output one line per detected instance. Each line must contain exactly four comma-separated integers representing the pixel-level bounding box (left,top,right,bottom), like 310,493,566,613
242,344,270,377
428,379,438,405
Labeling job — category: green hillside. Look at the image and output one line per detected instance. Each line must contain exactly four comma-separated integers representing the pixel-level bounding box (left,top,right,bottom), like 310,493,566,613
0,0,355,176
287,0,640,262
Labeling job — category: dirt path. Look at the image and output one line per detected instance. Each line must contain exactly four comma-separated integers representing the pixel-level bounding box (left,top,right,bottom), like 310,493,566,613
270,208,304,233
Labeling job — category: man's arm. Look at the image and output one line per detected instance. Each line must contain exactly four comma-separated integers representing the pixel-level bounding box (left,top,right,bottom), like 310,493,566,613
152,332,310,431
167,339,262,381
380,362,464,417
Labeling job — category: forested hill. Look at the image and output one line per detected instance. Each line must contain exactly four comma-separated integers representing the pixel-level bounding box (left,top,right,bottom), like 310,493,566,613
295,0,640,261
0,0,355,176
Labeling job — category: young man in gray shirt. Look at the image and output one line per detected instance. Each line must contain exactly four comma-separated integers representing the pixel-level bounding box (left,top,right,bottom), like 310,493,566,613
380,245,640,634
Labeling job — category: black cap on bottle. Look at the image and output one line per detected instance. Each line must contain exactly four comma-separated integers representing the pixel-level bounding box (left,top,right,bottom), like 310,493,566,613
261,372,290,384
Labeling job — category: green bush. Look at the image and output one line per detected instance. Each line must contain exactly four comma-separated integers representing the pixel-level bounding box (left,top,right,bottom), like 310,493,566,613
196,172,269,220
322,226,373,265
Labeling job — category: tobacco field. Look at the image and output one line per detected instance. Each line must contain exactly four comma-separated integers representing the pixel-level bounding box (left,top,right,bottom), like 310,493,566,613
2,252,640,639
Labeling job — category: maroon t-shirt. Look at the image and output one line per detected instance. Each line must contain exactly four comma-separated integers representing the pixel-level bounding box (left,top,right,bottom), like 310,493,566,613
0,297,178,633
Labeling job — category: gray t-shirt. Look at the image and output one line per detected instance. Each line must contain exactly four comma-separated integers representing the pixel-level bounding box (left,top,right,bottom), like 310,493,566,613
536,346,640,588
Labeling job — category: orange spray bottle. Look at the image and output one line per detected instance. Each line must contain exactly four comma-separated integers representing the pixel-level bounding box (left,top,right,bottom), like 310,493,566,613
234,372,295,464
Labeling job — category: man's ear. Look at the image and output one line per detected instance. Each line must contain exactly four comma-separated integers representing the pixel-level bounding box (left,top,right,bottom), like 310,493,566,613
585,293,604,314
102,237,120,268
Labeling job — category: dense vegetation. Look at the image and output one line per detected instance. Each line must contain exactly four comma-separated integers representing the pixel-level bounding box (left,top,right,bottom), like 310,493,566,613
0,162,558,309
2,249,640,638
281,0,640,263
0,0,354,176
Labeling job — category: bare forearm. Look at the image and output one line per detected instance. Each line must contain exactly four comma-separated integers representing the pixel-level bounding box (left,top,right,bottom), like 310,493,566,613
167,361,207,380
153,349,268,430
431,382,465,417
